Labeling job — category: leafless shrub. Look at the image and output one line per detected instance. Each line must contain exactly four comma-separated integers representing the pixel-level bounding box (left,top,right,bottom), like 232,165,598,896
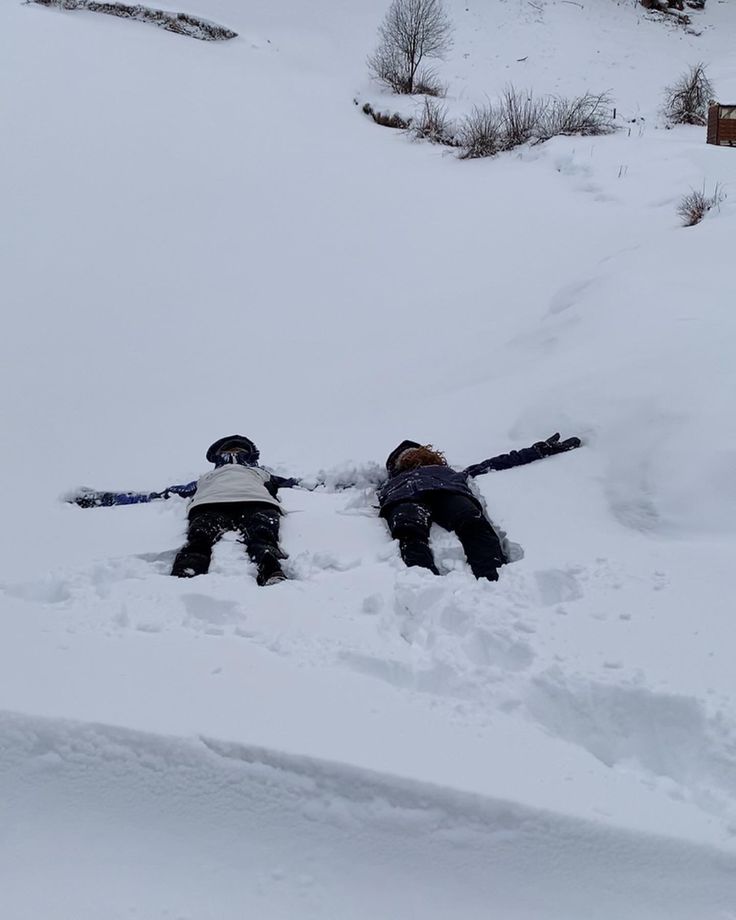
498,86,548,149
640,0,692,25
362,102,412,130
458,104,503,159
456,89,614,158
414,69,446,97
411,98,458,145
663,63,714,125
368,0,453,95
540,92,615,139
677,184,724,226
641,0,682,10
642,0,706,9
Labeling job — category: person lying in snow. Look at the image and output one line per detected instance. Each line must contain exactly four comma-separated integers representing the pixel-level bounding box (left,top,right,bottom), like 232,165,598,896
377,433,581,581
71,432,580,584
72,435,298,586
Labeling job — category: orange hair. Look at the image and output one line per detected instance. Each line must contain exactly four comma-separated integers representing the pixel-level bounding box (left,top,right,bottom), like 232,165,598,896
394,445,447,472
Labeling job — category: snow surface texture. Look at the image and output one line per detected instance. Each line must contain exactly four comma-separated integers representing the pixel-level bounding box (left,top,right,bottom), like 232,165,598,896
2,0,736,916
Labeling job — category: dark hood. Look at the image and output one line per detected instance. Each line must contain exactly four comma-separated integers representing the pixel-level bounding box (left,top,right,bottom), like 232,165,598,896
206,435,259,465
385,439,422,476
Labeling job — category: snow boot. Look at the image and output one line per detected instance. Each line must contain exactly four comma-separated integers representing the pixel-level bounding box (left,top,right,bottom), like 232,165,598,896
256,551,286,587
171,550,210,578
398,538,440,575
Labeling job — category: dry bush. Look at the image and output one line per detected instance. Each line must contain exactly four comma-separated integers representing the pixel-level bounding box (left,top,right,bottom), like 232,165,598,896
369,42,412,94
30,0,236,39
540,92,615,139
413,69,446,97
642,0,706,9
368,0,453,95
457,89,614,158
458,104,503,159
663,63,714,125
640,0,692,25
362,102,411,129
411,98,458,145
498,86,548,149
677,184,724,226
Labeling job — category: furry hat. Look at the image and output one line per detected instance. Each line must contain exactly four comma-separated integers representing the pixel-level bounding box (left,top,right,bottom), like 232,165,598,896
206,435,259,465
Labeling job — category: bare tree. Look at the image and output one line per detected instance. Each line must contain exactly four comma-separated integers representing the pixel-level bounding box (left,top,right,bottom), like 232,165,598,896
662,63,714,126
368,0,453,95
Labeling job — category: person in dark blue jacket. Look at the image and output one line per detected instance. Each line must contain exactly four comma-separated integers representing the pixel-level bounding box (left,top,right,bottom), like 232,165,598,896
377,433,581,581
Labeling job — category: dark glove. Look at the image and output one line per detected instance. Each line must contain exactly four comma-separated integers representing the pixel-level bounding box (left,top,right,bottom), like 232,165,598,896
533,432,581,457
73,491,116,508
166,484,195,497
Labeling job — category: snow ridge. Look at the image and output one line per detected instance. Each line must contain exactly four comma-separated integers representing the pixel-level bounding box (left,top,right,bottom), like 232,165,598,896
3,709,736,920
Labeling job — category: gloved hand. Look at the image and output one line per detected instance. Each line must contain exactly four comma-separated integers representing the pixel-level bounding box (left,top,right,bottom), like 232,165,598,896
166,484,193,497
73,491,115,508
533,432,581,457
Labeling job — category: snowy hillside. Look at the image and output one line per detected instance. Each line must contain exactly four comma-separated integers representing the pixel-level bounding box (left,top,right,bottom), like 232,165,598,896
3,0,736,916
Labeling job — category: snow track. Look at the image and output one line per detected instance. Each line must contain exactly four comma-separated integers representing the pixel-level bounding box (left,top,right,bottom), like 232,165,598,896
3,709,735,920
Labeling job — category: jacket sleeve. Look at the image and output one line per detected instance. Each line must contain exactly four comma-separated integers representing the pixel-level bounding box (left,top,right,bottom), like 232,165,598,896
69,481,197,508
463,445,544,479
160,481,198,499
264,474,300,498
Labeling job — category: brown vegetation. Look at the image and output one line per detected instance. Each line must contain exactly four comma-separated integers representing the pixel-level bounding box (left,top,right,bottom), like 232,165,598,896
30,0,237,40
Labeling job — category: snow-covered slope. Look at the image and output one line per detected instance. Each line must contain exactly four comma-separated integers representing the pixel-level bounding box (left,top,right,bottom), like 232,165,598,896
3,0,736,916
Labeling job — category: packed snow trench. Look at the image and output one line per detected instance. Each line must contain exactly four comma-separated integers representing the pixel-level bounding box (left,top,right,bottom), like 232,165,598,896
3,0,736,916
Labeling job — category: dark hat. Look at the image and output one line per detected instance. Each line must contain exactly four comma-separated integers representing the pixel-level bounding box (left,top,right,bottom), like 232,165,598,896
206,435,260,465
385,439,422,474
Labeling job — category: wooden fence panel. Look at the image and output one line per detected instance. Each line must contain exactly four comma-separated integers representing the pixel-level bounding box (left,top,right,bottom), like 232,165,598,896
707,104,736,147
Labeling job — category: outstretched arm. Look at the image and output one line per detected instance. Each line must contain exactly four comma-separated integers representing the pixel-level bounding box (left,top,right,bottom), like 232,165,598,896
263,474,358,496
266,465,386,494
463,433,581,478
264,474,301,498
68,481,197,508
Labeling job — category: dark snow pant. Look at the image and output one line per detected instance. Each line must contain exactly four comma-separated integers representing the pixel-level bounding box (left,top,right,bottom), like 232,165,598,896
384,492,506,581
171,502,285,585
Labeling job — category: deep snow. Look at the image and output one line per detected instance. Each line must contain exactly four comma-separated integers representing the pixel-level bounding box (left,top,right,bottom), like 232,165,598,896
2,0,736,916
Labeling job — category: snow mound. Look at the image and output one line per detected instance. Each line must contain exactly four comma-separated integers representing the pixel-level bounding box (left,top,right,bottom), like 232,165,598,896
4,710,735,920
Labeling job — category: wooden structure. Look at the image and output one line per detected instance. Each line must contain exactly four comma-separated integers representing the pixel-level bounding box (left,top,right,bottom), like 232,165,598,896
707,104,736,146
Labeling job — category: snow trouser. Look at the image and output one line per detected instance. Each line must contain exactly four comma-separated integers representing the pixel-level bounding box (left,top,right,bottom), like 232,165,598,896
171,501,285,584
383,492,505,580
